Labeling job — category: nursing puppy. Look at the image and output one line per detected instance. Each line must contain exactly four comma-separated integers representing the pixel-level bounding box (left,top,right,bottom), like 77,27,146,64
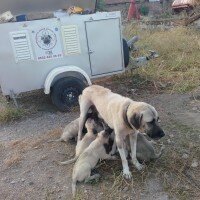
72,128,115,197
125,133,165,162
78,85,165,179
49,118,80,143
48,107,103,143
59,118,98,165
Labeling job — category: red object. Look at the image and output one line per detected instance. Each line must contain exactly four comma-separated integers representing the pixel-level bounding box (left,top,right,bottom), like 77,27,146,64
127,0,140,20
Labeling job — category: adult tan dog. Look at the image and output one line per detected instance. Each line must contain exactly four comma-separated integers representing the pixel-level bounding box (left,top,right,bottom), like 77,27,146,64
72,128,115,197
78,85,165,179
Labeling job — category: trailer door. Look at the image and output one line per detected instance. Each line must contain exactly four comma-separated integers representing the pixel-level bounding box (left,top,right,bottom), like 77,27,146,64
85,18,123,76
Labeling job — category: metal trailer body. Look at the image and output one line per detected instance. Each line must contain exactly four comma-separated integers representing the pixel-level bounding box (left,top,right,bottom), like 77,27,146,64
0,11,125,111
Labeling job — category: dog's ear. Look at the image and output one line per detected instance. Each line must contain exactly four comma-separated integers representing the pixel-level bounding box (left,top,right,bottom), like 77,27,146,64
130,112,143,129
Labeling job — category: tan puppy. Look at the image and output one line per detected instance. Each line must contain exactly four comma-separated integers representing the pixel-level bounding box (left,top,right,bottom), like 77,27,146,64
48,109,103,143
47,118,79,143
72,128,115,197
59,118,98,165
78,85,165,179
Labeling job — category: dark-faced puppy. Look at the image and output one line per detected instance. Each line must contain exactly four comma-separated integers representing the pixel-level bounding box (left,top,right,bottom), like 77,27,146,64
125,133,165,163
72,127,116,197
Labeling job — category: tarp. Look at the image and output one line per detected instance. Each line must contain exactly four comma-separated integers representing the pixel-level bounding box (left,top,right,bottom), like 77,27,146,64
0,0,97,15
172,0,198,8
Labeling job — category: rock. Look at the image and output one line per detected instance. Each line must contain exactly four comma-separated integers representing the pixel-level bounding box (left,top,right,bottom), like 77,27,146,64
10,180,16,184
84,189,87,194
169,134,174,138
29,181,34,185
21,178,25,182
182,154,189,159
191,159,198,168
123,186,129,192
158,82,167,88
189,142,194,148
192,107,198,111
131,89,137,93
167,139,171,144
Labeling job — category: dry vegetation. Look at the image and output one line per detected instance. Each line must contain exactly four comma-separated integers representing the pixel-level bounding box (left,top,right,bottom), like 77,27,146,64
0,96,25,123
123,25,200,93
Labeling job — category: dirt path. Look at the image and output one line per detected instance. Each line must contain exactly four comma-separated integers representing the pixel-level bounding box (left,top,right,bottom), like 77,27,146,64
0,85,199,200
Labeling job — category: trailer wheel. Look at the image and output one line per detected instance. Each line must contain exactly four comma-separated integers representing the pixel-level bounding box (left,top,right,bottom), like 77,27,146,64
123,38,129,68
51,77,87,112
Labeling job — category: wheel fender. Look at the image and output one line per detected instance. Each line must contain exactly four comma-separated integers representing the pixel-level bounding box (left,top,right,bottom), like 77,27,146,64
44,66,92,94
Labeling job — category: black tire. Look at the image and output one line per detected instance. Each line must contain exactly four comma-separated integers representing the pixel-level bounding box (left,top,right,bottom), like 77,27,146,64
123,38,130,68
51,77,87,112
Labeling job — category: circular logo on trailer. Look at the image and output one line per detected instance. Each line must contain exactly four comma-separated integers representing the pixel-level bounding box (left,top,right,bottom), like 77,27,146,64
36,28,57,50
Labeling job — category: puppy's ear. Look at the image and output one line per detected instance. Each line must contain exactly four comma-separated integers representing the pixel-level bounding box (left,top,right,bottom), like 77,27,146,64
105,127,113,135
130,113,143,129
103,127,113,137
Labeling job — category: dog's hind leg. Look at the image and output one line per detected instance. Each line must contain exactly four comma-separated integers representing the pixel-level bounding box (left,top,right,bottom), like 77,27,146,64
78,98,92,141
129,131,144,171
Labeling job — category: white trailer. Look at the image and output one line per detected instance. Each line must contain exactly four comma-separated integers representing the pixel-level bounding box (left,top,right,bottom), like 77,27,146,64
0,11,133,111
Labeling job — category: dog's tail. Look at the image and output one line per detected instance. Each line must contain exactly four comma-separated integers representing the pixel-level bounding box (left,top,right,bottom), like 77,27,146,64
72,180,77,198
46,138,63,143
58,157,77,165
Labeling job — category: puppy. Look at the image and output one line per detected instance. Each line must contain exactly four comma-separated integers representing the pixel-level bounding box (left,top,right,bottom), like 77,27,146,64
48,108,103,143
59,118,98,165
72,128,115,197
50,118,80,143
78,85,165,179
125,133,165,162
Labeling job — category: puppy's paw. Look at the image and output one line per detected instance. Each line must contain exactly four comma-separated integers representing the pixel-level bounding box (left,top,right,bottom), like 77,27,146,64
110,155,118,160
123,170,132,179
132,160,144,171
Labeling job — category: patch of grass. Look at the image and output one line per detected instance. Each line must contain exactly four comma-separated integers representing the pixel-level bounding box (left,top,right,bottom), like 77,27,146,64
4,152,22,168
0,97,26,123
0,107,25,123
0,94,29,123
123,25,200,93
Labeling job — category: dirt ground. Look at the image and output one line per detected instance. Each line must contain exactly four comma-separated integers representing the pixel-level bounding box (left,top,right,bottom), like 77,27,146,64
0,78,200,200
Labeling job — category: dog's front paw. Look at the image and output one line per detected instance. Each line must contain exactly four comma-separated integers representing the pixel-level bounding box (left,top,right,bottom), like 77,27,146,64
123,170,132,179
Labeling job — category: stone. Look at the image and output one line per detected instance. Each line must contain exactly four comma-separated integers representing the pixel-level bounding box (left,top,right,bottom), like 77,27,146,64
191,159,198,168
